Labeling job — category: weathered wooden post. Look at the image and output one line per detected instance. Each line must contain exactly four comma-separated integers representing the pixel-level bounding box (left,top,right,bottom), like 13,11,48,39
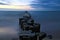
19,11,52,40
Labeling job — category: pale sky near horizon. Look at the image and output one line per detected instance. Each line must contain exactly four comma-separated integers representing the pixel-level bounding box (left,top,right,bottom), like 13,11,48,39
0,0,60,11
0,0,35,11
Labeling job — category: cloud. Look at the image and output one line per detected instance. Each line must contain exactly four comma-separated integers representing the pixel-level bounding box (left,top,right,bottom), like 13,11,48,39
0,0,36,11
0,0,8,5
0,0,34,5
31,0,60,11
0,3,7,5
0,0,60,11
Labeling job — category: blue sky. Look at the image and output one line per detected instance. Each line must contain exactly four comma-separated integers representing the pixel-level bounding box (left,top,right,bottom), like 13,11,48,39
31,0,60,11
0,0,60,11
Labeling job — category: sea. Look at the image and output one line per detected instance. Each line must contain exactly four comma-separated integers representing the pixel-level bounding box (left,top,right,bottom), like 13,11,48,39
0,11,60,40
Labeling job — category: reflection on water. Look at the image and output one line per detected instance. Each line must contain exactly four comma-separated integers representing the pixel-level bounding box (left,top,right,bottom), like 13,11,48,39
0,11,60,39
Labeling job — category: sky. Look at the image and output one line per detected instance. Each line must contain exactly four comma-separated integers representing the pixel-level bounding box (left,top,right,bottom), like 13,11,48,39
31,0,60,11
0,0,60,11
0,0,35,11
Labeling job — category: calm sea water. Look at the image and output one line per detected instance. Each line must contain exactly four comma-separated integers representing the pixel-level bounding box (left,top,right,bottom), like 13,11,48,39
0,11,60,39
